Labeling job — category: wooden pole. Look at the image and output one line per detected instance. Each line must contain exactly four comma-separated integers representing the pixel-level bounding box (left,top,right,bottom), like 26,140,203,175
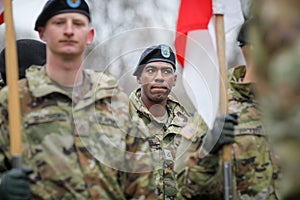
215,14,233,200
4,0,23,168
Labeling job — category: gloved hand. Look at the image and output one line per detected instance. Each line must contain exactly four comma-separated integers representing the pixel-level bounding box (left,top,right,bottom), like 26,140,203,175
0,168,33,200
203,113,238,154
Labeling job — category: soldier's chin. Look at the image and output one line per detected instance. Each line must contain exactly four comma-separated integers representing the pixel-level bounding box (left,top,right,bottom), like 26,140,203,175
152,94,167,102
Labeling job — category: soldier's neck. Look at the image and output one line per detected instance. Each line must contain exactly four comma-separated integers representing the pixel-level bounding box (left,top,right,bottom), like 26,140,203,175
141,97,168,118
46,54,84,87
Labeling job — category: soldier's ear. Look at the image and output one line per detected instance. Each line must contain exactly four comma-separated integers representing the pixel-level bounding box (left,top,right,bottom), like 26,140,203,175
38,28,46,42
86,28,95,46
137,76,141,84
173,74,177,86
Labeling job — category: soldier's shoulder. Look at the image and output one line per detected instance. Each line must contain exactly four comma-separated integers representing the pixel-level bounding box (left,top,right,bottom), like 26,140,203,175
179,112,208,141
0,78,30,102
85,69,118,88
168,96,190,116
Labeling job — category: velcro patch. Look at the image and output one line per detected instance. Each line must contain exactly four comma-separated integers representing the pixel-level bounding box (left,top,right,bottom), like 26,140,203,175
179,124,197,140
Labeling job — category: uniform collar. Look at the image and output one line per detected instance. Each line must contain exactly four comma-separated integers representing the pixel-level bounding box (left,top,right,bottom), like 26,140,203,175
26,65,119,100
228,65,256,102
129,88,189,125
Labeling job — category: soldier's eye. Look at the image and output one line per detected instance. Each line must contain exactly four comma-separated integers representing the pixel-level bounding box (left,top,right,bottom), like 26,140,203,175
53,21,64,25
74,22,82,26
146,68,156,73
73,20,85,26
163,69,173,74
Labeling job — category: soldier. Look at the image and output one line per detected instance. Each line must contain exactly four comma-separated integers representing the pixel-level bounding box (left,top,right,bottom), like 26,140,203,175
174,112,238,199
174,19,280,200
0,39,46,87
251,0,300,199
227,19,280,199
0,0,156,199
129,44,190,199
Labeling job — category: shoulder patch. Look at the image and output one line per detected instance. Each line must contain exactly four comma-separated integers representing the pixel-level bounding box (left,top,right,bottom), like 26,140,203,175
180,123,198,140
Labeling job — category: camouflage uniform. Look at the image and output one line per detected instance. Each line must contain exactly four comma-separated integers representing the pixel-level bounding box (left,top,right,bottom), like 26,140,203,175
228,65,280,200
129,88,189,200
174,113,222,199
252,0,300,199
175,66,281,200
0,66,156,199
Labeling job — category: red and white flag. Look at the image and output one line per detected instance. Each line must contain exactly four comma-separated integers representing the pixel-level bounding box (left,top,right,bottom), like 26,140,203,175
175,0,244,128
0,0,4,25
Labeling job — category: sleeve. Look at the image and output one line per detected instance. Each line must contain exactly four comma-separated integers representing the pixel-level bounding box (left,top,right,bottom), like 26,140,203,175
123,127,157,200
111,90,157,199
0,88,12,173
174,113,224,199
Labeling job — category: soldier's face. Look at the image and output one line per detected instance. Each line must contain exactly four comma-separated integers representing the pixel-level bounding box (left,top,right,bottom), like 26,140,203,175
137,62,177,104
38,13,94,57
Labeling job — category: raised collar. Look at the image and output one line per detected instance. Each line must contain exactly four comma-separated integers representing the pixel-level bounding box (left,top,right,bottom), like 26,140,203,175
228,65,256,102
129,88,189,126
26,65,119,101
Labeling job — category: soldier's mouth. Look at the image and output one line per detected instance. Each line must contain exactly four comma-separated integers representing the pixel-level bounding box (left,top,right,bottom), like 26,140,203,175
151,84,168,90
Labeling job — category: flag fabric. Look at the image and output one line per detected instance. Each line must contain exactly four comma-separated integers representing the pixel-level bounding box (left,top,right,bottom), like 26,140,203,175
175,0,244,128
0,0,4,25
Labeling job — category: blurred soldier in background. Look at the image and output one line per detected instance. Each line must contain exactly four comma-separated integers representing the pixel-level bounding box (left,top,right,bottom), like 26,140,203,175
252,0,300,199
174,19,281,200
174,111,238,199
129,44,190,199
227,19,280,199
0,0,156,199
0,39,46,88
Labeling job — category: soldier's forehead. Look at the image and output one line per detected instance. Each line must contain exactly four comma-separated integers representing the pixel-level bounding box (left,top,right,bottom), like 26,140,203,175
145,62,173,68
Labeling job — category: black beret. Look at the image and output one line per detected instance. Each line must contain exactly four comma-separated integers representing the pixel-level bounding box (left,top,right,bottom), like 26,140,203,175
237,18,254,47
34,0,90,31
133,44,176,76
0,39,46,85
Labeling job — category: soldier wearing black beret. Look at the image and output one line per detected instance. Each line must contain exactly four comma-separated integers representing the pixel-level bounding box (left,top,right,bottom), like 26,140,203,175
34,0,91,31
171,19,264,199
133,44,176,76
129,44,189,199
0,0,157,200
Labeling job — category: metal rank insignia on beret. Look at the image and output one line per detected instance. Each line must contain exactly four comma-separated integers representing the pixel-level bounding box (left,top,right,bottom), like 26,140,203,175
161,45,171,58
67,0,81,8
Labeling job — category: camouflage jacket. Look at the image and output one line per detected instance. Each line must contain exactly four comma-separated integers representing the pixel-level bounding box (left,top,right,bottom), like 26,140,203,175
175,66,280,200
129,88,190,200
174,112,221,199
228,65,280,200
252,1,300,198
0,66,156,200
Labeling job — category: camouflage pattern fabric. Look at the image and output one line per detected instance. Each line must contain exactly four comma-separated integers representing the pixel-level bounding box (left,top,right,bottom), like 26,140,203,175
174,66,280,200
228,66,280,200
251,1,300,199
174,113,225,199
0,66,156,200
129,88,190,200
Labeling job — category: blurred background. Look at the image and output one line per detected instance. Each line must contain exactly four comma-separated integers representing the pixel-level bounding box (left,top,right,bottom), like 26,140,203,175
0,0,252,113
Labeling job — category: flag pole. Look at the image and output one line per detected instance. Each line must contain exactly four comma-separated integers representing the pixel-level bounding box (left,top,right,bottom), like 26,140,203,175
4,0,23,168
215,14,233,200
